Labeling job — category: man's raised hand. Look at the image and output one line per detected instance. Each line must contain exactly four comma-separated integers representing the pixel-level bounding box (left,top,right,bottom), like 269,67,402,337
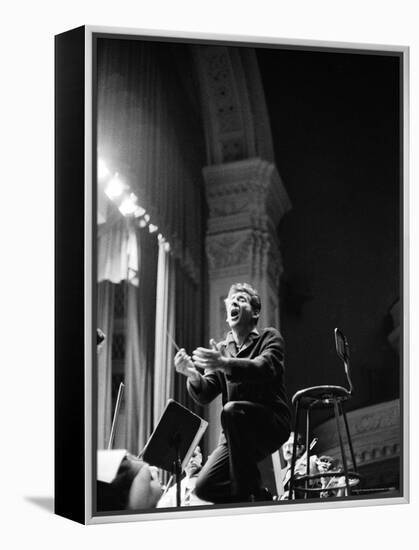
192,339,228,372
174,348,200,381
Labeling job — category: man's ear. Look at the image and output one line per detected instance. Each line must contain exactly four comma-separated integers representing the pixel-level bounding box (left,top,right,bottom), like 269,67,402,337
252,311,260,323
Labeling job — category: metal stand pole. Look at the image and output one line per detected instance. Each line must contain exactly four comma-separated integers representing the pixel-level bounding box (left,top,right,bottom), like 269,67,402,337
174,443,182,507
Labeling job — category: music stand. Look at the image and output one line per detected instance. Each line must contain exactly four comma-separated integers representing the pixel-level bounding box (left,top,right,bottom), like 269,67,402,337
140,399,208,507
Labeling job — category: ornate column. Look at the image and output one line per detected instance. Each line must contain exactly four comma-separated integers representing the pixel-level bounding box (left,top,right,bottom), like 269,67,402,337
203,156,291,450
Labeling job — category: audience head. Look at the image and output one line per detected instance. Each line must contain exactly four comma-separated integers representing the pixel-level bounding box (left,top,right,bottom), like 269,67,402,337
316,455,335,474
185,446,203,478
282,432,305,462
97,452,162,512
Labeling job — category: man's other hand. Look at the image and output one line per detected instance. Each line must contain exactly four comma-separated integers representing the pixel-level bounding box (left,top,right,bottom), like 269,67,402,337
174,348,200,381
192,339,229,372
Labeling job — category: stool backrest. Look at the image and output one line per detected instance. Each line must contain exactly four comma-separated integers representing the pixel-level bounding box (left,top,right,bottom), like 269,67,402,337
334,328,354,394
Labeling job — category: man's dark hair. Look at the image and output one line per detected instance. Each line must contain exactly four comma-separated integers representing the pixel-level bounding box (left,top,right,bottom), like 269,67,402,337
227,282,261,317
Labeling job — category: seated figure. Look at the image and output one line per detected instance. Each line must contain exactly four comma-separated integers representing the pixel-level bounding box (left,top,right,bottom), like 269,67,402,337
313,455,343,498
97,450,162,512
157,446,210,508
280,432,319,499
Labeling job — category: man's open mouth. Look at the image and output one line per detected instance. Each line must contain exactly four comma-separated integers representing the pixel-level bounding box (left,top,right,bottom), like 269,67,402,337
230,306,240,321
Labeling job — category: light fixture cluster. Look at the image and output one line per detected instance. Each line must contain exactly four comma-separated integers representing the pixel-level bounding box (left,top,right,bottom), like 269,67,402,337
158,232,171,253
98,158,163,237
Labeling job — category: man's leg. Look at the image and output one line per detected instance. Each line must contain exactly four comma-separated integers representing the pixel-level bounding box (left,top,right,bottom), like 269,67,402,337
221,401,290,501
194,441,234,504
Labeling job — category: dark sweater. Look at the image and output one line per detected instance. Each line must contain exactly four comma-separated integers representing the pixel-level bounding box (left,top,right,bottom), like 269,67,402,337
188,327,291,423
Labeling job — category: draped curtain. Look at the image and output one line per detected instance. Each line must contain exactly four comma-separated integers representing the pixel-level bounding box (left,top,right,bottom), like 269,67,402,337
98,218,138,284
153,240,176,424
97,216,140,451
174,262,204,415
97,281,115,449
124,228,158,454
96,38,207,454
97,38,206,284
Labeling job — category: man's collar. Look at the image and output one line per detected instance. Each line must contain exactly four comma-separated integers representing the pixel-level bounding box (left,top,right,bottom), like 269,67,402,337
225,327,259,348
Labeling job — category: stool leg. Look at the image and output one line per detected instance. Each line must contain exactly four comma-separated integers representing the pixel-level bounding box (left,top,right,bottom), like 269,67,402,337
305,407,311,499
340,402,358,471
289,400,301,500
333,399,351,496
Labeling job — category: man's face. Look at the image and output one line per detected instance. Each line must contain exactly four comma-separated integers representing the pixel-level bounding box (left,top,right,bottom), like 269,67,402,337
125,457,163,510
317,457,333,473
185,446,203,477
282,437,304,462
225,291,256,332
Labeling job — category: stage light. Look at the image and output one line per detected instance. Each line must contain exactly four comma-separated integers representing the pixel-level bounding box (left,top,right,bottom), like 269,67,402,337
134,206,146,218
144,214,150,223
98,158,110,180
119,195,138,216
149,224,158,233
105,173,124,199
157,233,170,251
139,219,147,228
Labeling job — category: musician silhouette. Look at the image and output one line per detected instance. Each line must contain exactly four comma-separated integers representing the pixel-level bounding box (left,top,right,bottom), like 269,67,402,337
280,432,318,498
97,451,162,511
314,455,347,498
157,446,210,507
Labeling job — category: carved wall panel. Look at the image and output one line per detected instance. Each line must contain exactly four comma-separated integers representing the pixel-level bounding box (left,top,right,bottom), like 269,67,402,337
313,399,401,469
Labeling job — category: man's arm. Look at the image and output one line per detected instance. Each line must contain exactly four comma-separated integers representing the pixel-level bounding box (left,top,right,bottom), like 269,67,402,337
175,348,221,404
192,329,284,382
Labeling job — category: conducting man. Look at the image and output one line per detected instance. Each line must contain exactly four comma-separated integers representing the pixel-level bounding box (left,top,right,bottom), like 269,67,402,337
175,282,291,503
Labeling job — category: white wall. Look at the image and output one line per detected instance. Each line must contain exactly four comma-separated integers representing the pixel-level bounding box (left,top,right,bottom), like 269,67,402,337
1,1,417,549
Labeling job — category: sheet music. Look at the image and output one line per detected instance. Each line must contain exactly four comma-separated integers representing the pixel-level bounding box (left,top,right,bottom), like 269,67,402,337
141,399,208,473
97,449,127,483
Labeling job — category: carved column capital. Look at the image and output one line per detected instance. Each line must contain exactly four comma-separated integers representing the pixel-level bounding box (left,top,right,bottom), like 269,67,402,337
203,158,290,290
204,157,291,234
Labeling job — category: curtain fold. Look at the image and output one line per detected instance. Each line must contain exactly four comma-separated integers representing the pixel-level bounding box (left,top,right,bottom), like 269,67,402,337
97,281,115,449
123,228,158,454
153,240,176,425
174,262,204,416
98,218,138,285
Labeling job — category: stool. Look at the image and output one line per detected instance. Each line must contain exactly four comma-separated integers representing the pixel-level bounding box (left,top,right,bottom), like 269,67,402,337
288,328,360,499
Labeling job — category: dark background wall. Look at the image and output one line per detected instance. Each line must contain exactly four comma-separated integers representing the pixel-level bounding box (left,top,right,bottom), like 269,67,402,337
257,48,401,418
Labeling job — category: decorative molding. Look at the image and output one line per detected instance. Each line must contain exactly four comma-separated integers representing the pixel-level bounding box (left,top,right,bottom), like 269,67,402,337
206,230,253,272
206,229,283,284
192,46,274,165
204,158,290,302
204,157,291,233
314,399,400,467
